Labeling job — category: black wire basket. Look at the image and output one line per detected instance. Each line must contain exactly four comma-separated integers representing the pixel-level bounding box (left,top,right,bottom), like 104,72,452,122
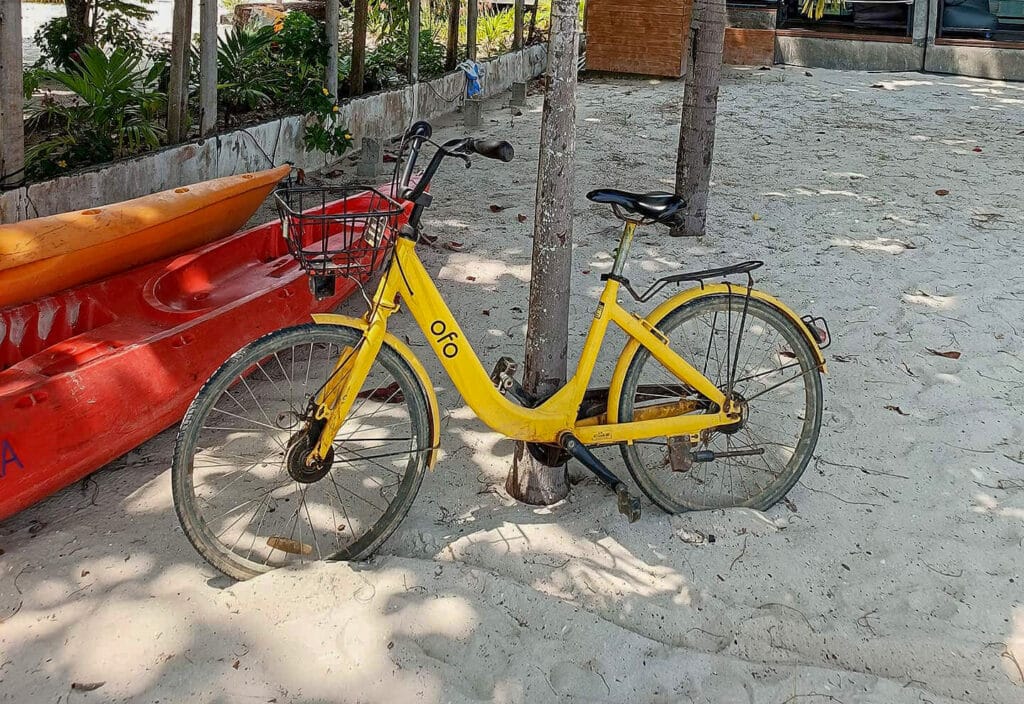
274,185,405,279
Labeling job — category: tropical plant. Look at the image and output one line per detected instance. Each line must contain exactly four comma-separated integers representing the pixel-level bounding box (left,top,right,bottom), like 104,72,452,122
22,67,46,100
365,29,447,89
303,87,354,165
34,0,155,70
26,46,166,179
216,25,277,117
800,0,847,19
274,9,329,65
477,8,515,57
368,0,410,36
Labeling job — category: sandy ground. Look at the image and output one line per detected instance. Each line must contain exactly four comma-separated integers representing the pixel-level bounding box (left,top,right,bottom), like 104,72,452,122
3,67,1024,703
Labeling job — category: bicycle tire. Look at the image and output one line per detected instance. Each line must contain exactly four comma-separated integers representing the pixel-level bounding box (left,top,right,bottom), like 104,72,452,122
172,323,431,580
618,294,823,512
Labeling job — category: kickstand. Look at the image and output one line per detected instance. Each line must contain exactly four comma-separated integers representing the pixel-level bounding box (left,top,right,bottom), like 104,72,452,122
560,435,641,523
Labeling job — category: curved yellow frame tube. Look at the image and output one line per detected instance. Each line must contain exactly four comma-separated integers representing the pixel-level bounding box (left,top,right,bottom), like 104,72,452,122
311,236,825,458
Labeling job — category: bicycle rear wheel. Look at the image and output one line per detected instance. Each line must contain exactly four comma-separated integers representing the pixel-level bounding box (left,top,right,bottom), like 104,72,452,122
172,324,431,580
618,294,823,512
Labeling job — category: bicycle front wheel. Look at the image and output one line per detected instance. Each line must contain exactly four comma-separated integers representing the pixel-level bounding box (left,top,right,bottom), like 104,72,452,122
172,324,431,581
618,294,823,513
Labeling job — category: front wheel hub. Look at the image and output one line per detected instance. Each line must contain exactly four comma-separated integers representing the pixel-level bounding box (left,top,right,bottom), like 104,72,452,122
285,421,335,483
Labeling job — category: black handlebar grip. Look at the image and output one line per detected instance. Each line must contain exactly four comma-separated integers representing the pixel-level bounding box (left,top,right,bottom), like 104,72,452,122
407,120,433,139
469,139,514,162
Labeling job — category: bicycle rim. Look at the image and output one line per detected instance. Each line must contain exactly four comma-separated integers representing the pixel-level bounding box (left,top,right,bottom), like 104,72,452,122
620,295,823,512
172,324,429,580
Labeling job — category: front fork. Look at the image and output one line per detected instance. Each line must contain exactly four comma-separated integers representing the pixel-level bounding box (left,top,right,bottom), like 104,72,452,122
307,309,391,463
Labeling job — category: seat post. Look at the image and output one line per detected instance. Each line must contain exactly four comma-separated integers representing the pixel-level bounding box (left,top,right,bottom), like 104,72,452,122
610,220,639,278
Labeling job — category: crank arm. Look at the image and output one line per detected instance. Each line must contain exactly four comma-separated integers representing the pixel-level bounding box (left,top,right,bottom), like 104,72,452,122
561,434,641,523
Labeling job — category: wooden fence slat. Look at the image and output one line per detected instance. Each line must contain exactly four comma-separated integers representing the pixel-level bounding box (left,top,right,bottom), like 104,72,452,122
409,0,420,83
327,0,340,97
467,0,478,61
199,0,218,136
167,0,194,143
0,0,24,188
513,0,525,50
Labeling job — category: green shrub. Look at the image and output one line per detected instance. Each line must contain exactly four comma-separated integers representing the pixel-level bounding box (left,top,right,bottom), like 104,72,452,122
365,29,447,90
274,10,329,65
33,0,156,71
477,8,514,57
217,25,277,117
26,46,166,179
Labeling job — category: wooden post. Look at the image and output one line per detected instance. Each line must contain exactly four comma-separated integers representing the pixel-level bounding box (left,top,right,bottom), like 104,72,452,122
466,0,478,61
505,0,579,506
513,0,524,50
199,0,218,137
167,0,194,144
350,0,368,95
326,0,340,97
0,0,24,189
409,0,420,84
527,0,539,43
672,0,726,238
445,0,460,70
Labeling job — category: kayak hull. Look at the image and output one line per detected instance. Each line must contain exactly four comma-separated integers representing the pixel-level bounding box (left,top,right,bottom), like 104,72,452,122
0,186,411,520
0,166,291,308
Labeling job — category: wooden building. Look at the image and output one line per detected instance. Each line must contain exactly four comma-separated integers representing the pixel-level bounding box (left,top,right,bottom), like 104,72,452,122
583,0,777,76
584,0,694,76
583,0,1024,80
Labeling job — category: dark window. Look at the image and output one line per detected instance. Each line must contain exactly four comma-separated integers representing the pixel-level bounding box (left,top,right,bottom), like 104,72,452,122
939,0,1024,42
777,0,913,37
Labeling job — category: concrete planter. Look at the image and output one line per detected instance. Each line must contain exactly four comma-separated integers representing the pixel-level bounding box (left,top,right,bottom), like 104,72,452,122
1,45,547,224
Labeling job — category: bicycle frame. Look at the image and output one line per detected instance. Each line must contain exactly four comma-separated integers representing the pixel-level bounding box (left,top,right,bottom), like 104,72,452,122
309,227,740,460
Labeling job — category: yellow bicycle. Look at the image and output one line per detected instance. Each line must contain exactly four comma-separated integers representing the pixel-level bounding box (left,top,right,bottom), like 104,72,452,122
172,122,830,580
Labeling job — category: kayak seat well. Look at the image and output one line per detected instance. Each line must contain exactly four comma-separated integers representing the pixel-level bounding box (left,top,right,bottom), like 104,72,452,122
147,223,294,312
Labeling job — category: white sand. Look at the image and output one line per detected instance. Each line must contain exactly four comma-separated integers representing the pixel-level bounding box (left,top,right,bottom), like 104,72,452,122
2,67,1023,703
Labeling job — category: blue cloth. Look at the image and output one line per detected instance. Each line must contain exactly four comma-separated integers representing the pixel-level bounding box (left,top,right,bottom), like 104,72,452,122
459,61,482,98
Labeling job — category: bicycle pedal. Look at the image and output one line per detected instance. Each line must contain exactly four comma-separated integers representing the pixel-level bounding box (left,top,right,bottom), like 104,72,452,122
490,357,533,405
615,484,641,523
489,356,518,387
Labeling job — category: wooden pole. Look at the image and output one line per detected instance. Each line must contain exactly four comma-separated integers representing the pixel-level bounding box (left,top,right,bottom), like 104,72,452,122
513,0,524,50
409,0,420,84
326,0,340,97
198,0,218,137
527,0,539,43
505,0,579,506
672,0,726,238
0,0,24,189
445,0,460,71
350,0,368,95
167,0,194,144
466,0,478,61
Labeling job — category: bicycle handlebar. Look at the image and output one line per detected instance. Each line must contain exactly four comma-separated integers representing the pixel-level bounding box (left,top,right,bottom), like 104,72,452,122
398,122,514,205
467,138,515,163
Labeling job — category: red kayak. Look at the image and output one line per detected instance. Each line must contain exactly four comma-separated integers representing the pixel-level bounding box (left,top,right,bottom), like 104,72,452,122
0,186,411,520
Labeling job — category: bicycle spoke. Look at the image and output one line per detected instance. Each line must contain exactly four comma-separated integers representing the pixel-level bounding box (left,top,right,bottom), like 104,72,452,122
620,295,821,512
175,325,429,579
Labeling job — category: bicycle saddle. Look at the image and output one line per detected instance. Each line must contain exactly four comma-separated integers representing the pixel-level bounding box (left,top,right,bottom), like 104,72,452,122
587,189,686,226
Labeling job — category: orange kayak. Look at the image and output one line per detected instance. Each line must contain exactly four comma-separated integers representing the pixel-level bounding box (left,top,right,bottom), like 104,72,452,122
0,165,290,308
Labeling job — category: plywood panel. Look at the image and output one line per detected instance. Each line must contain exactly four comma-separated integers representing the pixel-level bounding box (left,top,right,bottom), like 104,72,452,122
723,28,776,66
584,0,692,77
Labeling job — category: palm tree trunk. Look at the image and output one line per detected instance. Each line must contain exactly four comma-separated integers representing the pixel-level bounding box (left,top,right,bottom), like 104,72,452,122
65,0,93,48
672,0,726,238
505,0,579,506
